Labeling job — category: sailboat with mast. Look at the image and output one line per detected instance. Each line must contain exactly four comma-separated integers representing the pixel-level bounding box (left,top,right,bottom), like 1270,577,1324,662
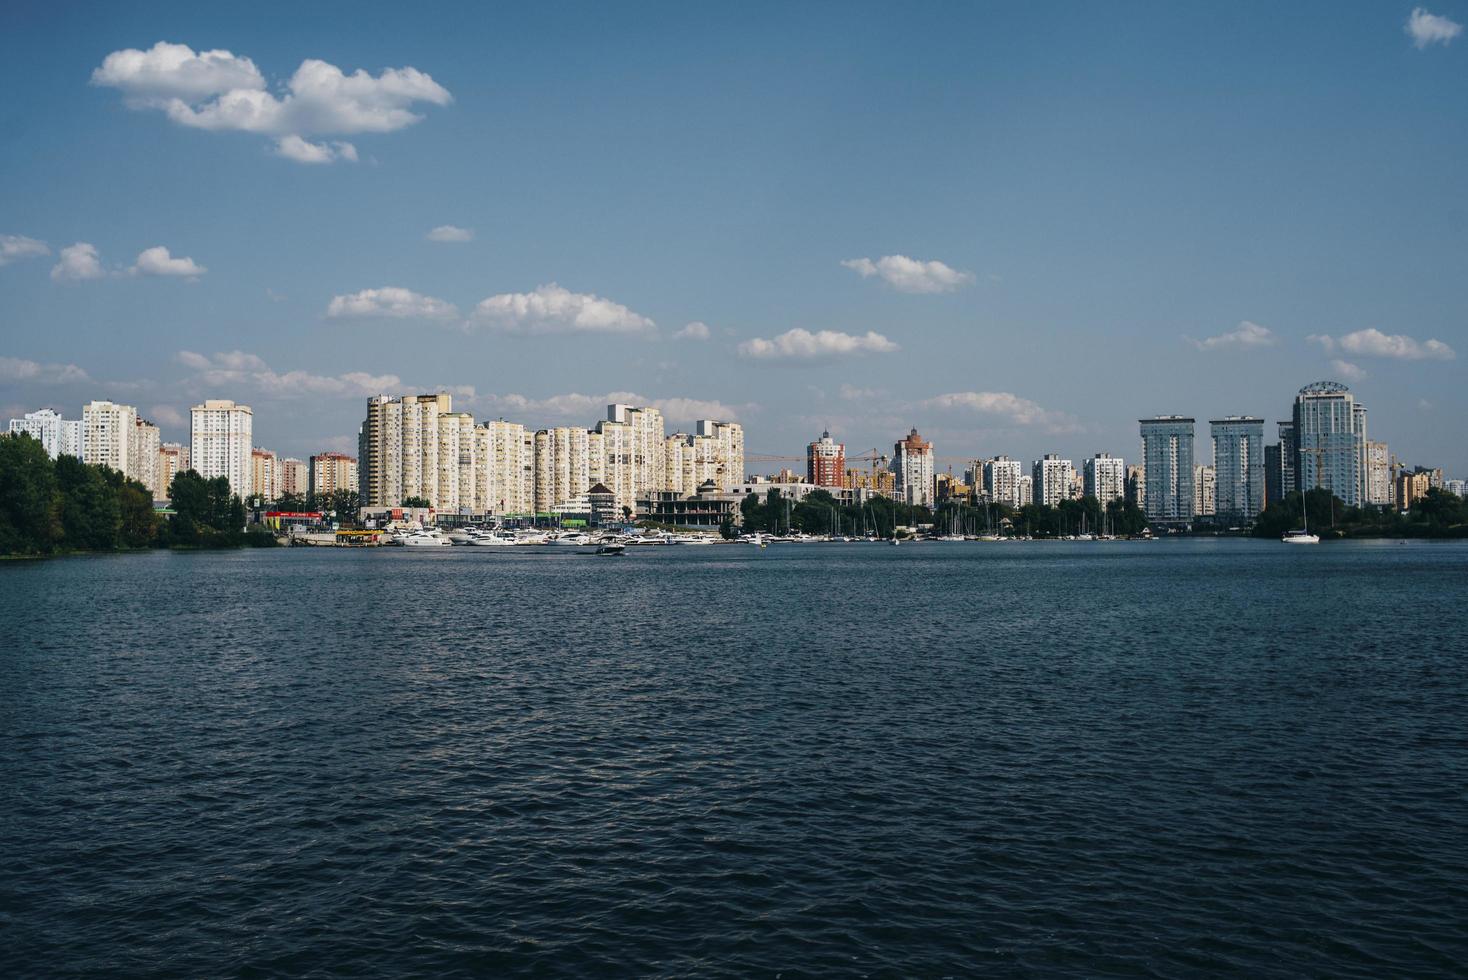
1281,492,1320,544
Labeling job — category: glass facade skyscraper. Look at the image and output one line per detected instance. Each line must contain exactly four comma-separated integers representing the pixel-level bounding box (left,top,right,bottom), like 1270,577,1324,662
1292,382,1365,507
1139,416,1195,525
1210,416,1265,522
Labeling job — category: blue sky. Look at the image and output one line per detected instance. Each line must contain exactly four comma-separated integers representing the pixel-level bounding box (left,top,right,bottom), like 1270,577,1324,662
2,1,1464,474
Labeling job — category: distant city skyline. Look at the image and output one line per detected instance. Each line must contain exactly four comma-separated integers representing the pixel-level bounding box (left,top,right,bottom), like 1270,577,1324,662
2,2,1464,470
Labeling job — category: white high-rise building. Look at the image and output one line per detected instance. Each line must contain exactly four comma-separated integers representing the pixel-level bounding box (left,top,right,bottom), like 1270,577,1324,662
1292,382,1366,507
7,408,83,460
697,419,744,487
475,420,534,515
358,394,465,509
535,426,597,511
1365,441,1392,507
435,411,476,513
1193,464,1216,517
1083,453,1126,504
82,400,138,476
400,393,452,508
597,404,665,511
190,399,253,498
667,420,744,495
1139,415,1196,525
1017,474,1034,507
1210,417,1264,522
983,456,1023,507
892,428,934,507
1031,454,1075,508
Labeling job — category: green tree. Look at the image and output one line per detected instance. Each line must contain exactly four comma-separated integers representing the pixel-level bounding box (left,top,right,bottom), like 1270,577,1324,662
402,496,433,508
1414,487,1466,528
101,468,158,548
275,491,307,511
1105,499,1148,536
54,455,121,551
324,488,361,525
0,433,60,554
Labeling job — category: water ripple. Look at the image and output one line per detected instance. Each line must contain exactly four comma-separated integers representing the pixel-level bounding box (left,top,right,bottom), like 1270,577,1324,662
3,541,1467,977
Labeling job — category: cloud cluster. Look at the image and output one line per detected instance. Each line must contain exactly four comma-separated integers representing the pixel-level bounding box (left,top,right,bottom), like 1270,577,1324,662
176,349,401,397
838,383,885,400
1329,359,1368,382
1189,320,1276,351
1,234,50,266
673,321,711,341
739,328,898,363
923,391,1081,434
426,225,473,242
1310,328,1455,361
131,245,206,278
327,287,459,320
51,243,106,282
1406,8,1463,47
473,389,743,424
49,242,207,282
473,283,655,334
92,41,452,164
841,254,974,294
275,135,358,164
0,356,91,384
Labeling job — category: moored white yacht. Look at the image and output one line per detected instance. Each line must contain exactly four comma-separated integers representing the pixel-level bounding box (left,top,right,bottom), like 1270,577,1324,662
401,529,451,547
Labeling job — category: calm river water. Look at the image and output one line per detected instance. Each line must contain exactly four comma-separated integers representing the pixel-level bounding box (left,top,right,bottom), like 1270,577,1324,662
3,540,1466,976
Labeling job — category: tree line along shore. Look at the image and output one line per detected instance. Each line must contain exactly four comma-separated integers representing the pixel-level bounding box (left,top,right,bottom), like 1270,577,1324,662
3,431,1466,556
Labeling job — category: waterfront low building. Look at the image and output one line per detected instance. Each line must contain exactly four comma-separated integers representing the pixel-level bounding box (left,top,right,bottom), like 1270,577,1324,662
639,482,743,529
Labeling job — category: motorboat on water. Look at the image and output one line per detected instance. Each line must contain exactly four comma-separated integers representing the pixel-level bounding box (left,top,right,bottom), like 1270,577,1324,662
470,532,519,547
595,543,626,556
401,529,451,547
550,532,593,547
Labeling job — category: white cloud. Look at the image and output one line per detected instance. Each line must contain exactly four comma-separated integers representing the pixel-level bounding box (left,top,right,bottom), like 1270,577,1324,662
326,287,459,320
148,404,188,428
91,41,264,101
841,254,974,294
92,42,451,164
1312,328,1455,361
673,321,711,340
50,242,106,282
274,135,357,164
738,328,899,362
1189,320,1276,351
474,390,743,423
0,235,50,266
0,356,91,384
1407,8,1463,47
176,349,401,397
923,390,1081,434
472,283,655,335
641,396,744,423
131,245,206,278
838,383,885,400
426,224,473,242
1329,359,1367,382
